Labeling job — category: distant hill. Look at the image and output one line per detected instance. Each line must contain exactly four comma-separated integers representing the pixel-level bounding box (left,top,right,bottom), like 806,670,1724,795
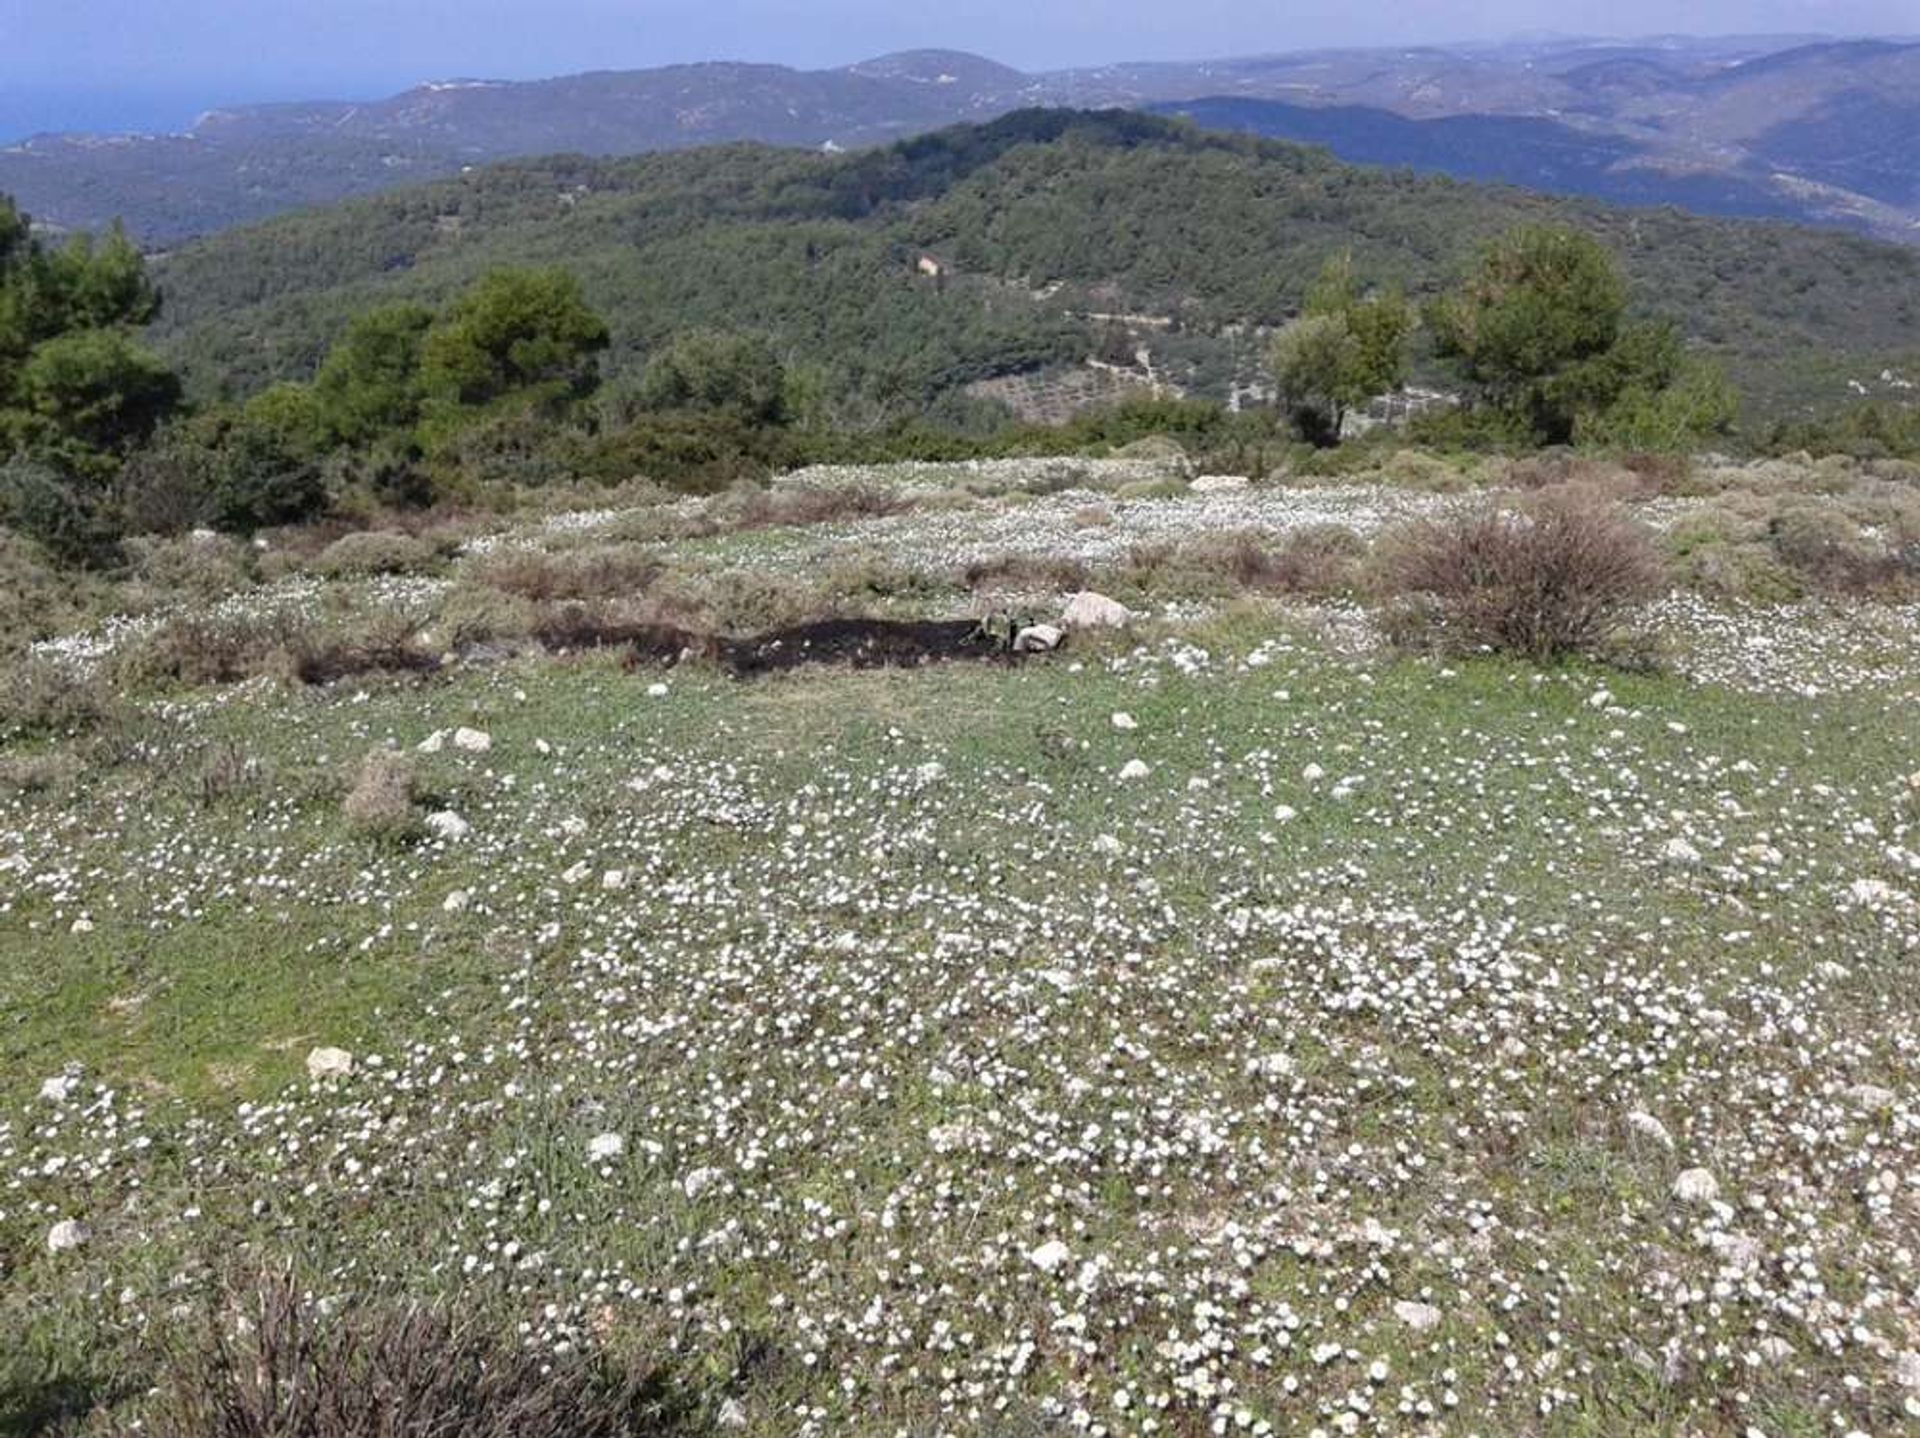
148,110,1920,426
4,36,1919,246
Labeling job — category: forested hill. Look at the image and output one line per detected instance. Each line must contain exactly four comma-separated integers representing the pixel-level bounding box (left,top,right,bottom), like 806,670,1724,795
150,110,1920,424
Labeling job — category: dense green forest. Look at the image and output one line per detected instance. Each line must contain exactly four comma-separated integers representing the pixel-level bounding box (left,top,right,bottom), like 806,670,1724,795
151,111,1920,427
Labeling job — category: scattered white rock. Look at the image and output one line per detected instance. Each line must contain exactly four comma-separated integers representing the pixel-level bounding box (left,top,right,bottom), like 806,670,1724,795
1060,591,1132,629
1092,833,1123,857
1014,624,1063,653
442,889,470,913
38,1072,80,1105
452,727,493,754
70,917,94,935
1588,688,1614,710
587,1132,626,1162
1027,1238,1071,1274
416,730,447,755
1672,1168,1720,1204
1756,1336,1794,1363
647,682,670,698
46,1219,91,1253
561,861,592,886
717,1397,749,1430
1118,759,1151,781
425,810,472,841
1273,804,1298,823
602,869,629,891
306,1047,355,1081
682,1166,724,1200
1111,711,1138,731
1302,763,1326,784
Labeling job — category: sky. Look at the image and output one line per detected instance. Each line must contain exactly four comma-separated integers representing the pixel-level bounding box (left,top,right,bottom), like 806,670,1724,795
2,0,1915,140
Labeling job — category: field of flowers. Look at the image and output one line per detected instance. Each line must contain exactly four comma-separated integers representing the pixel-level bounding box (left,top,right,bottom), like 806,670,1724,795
2,459,1918,1435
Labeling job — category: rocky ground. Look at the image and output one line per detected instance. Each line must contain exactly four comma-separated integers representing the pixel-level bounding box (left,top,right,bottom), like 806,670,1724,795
2,455,1917,1435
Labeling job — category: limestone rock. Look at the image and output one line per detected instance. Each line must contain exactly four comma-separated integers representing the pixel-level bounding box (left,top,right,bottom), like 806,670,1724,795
47,1219,91,1253
1014,624,1063,653
306,1047,354,1082
452,727,493,754
1671,1168,1720,1204
1060,591,1132,629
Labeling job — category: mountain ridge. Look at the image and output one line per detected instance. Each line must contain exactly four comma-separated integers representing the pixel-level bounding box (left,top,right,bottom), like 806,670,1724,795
6,36,1920,245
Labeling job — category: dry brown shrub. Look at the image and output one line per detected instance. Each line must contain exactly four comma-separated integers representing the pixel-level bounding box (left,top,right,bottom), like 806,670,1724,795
0,655,123,739
1377,487,1665,660
143,1272,688,1438
962,554,1094,594
473,545,664,603
341,748,417,840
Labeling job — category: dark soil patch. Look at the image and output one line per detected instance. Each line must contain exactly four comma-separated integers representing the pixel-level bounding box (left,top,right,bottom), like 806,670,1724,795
620,617,1033,677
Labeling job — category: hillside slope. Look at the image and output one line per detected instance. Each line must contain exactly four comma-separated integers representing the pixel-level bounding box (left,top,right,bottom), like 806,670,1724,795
149,111,1920,424
7,37,1920,246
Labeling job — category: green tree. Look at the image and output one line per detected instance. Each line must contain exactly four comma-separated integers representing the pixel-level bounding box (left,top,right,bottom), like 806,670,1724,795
12,329,180,458
636,331,789,426
1268,255,1410,445
420,269,608,412
314,303,434,445
1431,225,1736,447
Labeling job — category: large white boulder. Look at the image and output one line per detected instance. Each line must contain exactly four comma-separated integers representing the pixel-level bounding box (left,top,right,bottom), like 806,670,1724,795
1061,592,1132,629
306,1046,355,1081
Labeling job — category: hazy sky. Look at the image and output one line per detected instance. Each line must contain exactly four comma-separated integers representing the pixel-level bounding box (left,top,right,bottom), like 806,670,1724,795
3,1,1915,138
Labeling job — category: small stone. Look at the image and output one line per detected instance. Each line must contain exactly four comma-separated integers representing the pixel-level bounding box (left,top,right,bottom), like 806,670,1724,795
1671,1168,1720,1204
647,682,670,698
1273,804,1298,823
602,869,628,891
38,1072,80,1105
717,1398,749,1430
442,889,471,913
1393,1300,1442,1333
416,730,447,755
1027,1238,1071,1274
70,917,94,935
306,1047,354,1081
1755,1336,1794,1363
1060,591,1132,629
1588,688,1613,710
587,1132,625,1162
682,1166,724,1200
452,727,492,754
561,861,591,886
1894,1350,1920,1390
1844,1083,1897,1111
1092,834,1123,856
1118,759,1151,781
425,810,472,841
47,1219,91,1253
1111,711,1138,731
1302,763,1326,784
1661,837,1702,867
1627,1110,1674,1148
1014,624,1064,653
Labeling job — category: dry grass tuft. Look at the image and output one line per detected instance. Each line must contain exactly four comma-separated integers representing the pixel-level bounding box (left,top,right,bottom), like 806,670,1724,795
341,748,419,841
142,1273,688,1438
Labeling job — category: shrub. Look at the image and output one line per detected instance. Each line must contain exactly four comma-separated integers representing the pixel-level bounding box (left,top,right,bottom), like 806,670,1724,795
962,554,1094,594
312,531,438,578
142,1273,685,1438
124,531,258,599
472,544,665,603
1377,488,1664,660
342,748,418,840
114,611,309,690
0,654,122,740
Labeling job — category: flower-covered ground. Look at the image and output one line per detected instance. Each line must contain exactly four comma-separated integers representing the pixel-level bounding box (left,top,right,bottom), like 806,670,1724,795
2,465,1918,1436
